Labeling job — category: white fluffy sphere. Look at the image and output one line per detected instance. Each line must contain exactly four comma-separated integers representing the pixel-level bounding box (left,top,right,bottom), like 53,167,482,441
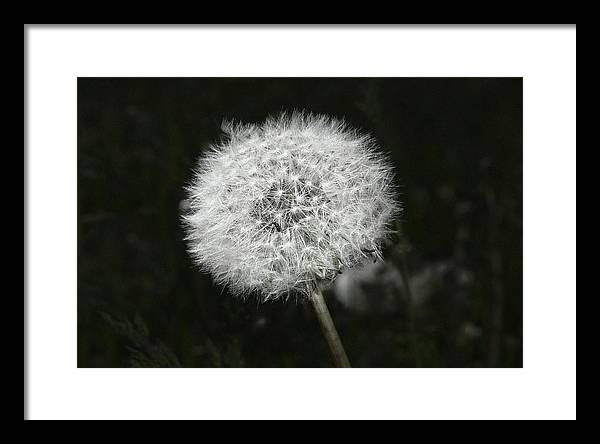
183,112,400,301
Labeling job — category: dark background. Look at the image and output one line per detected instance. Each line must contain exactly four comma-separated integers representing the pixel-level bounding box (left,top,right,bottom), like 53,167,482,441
78,78,522,368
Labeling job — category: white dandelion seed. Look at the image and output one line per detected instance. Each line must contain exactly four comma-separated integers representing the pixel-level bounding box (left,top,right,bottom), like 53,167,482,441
183,111,401,367
183,111,401,302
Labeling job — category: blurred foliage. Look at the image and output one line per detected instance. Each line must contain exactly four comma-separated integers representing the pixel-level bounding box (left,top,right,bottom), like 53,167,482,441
78,78,522,367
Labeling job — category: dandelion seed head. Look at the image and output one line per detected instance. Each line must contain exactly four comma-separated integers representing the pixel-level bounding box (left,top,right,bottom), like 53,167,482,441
183,111,401,301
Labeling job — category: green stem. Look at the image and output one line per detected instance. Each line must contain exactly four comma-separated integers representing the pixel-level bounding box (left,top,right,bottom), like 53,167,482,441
311,288,351,368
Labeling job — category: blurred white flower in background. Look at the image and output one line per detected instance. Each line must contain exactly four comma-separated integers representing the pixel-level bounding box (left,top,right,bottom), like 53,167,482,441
335,260,403,313
183,111,400,301
334,254,472,314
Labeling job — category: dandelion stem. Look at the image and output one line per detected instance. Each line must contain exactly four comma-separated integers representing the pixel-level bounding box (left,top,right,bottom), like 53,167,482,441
311,288,351,368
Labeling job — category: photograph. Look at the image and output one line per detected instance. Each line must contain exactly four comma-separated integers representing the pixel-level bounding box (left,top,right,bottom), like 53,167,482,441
77,77,523,368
